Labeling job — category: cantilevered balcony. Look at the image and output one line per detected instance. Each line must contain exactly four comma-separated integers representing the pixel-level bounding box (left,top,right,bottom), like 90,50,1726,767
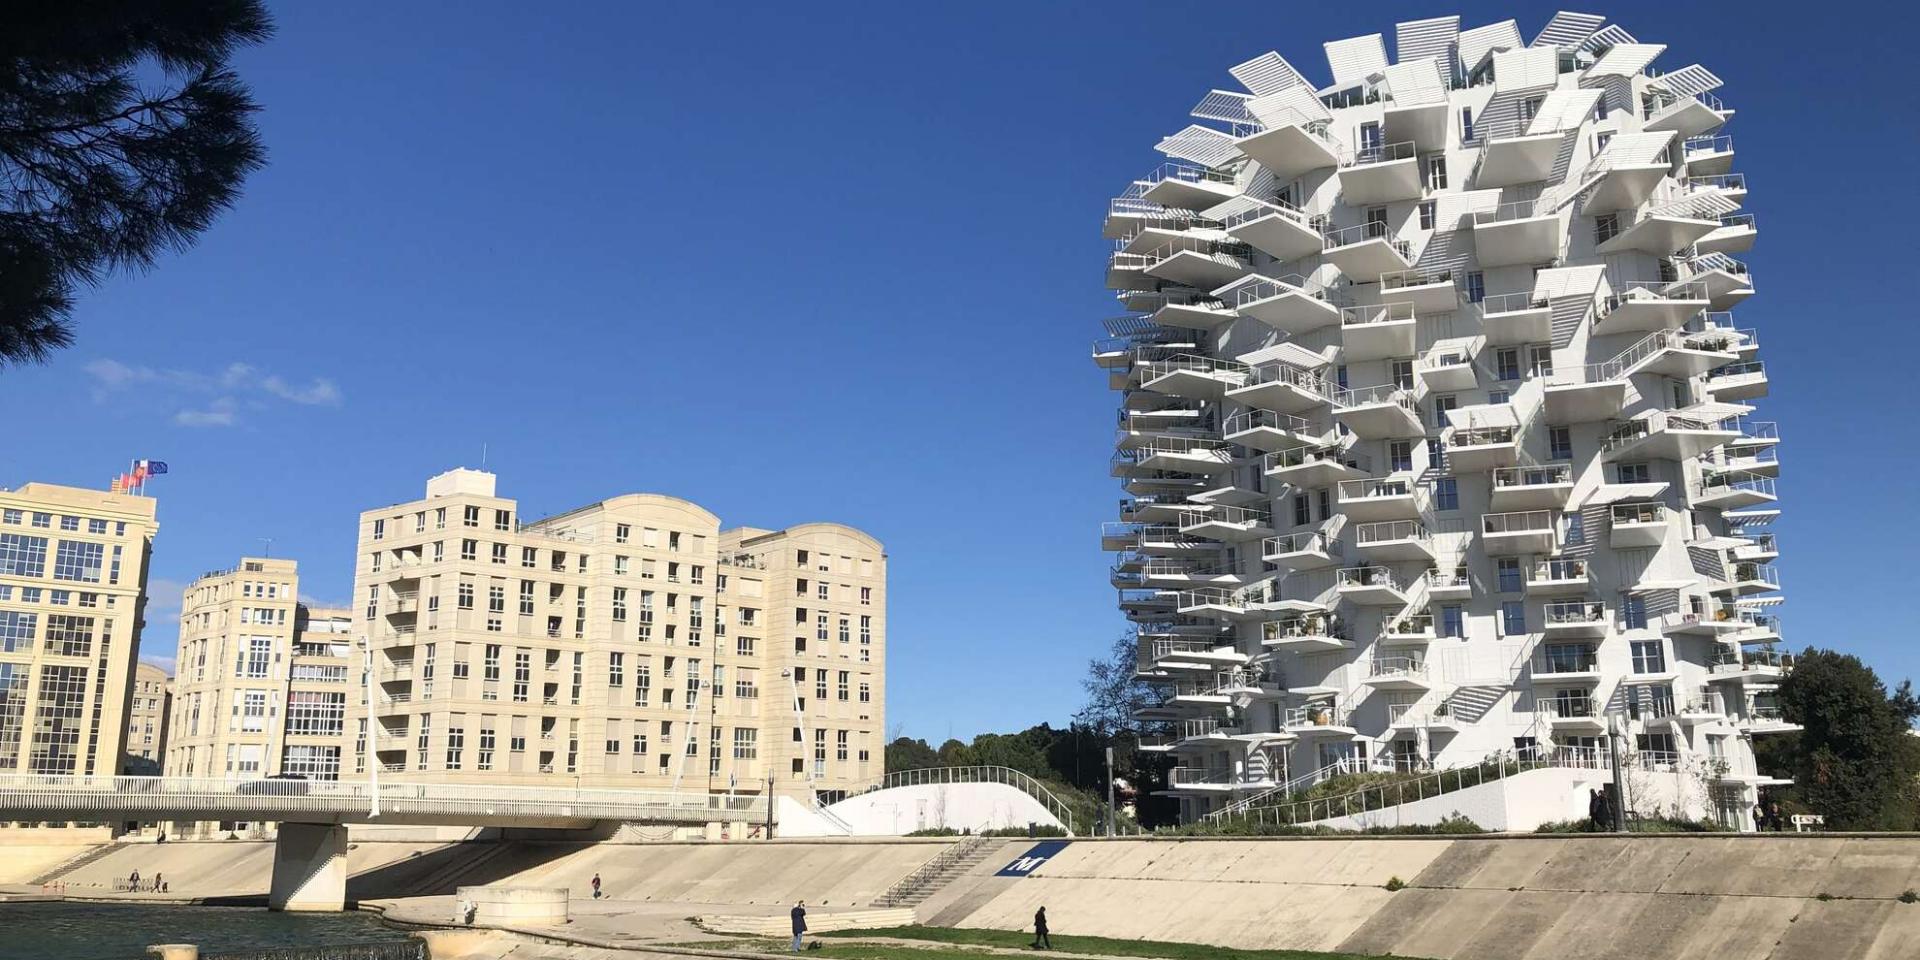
1731,532,1779,563
1534,643,1603,683
1614,328,1742,380
1540,695,1606,733
1645,90,1732,139
1388,700,1458,732
1280,704,1358,737
1139,162,1241,211
1321,221,1415,282
1479,292,1555,345
1336,140,1422,205
1526,559,1591,597
1491,463,1575,511
1125,291,1238,330
1542,600,1609,638
1231,274,1344,334
1471,201,1562,268
1262,612,1352,652
1223,409,1327,452
1143,638,1249,672
1594,280,1711,334
1416,342,1479,392
1336,565,1406,605
1139,354,1251,400
1705,360,1768,402
1113,437,1236,477
1609,501,1669,548
1474,118,1567,188
1177,504,1274,542
1134,558,1247,591
1332,384,1423,440
1232,109,1340,182
1262,531,1343,570
1481,510,1556,555
1602,412,1740,461
1261,444,1370,487
1381,612,1436,647
1353,519,1434,562
1106,250,1158,291
1717,561,1781,598
1134,524,1229,556
1444,424,1520,473
1424,567,1473,600
1141,236,1257,290
1226,361,1338,414
1166,765,1281,793
1118,495,1187,524
1696,213,1757,255
1220,198,1323,262
1692,470,1777,510
1380,267,1462,314
1595,208,1722,258
1338,302,1417,361
1539,362,1628,424
1579,155,1672,215
1103,192,1192,240
1118,589,1178,618
1708,647,1790,684
1687,174,1748,204
1336,476,1424,522
1682,135,1735,177
1362,656,1431,692
1680,254,1755,310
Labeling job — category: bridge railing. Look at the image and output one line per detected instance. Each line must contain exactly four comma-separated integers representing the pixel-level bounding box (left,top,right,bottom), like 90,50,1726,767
0,775,766,823
836,766,1079,835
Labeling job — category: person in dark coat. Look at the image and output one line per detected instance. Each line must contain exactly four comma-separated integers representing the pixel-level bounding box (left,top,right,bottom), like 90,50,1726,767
1587,789,1605,832
591,873,602,899
1032,905,1051,950
790,900,807,952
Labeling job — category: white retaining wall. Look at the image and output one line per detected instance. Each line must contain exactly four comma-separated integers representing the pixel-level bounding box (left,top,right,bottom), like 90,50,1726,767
779,782,1065,837
1305,766,1694,832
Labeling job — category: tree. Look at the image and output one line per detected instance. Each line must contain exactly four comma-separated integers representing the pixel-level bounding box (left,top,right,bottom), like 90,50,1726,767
1759,649,1920,830
1,1,272,367
884,736,939,772
1079,628,1155,736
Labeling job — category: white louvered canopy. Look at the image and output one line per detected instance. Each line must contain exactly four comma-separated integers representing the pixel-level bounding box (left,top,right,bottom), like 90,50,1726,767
1587,42,1666,78
1583,482,1671,506
1246,85,1332,129
1528,89,1603,134
1459,20,1524,71
1231,51,1310,95
1435,189,1502,232
1192,90,1258,126
1652,64,1724,98
1532,11,1607,49
1533,265,1608,299
1324,34,1389,86
1238,341,1333,370
1396,16,1459,71
1598,130,1677,165
1582,24,1638,53
1157,125,1241,168
1446,402,1520,431
1492,46,1561,93
1383,58,1447,106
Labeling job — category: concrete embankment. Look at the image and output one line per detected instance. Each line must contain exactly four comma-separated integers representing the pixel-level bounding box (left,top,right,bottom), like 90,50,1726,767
942,834,1920,960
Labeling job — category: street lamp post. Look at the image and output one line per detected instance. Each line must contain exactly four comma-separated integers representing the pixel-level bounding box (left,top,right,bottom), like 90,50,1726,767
1606,711,1627,832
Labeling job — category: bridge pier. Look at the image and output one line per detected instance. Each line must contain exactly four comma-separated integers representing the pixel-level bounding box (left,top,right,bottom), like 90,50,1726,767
268,822,347,911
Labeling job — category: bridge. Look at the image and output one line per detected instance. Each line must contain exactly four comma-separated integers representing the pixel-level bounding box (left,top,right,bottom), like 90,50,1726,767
0,774,766,911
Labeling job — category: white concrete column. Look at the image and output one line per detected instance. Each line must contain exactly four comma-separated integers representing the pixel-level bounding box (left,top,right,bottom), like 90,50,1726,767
268,822,348,912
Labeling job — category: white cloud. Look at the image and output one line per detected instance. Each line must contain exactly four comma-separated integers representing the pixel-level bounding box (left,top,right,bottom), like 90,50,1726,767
139,654,177,676
86,358,342,427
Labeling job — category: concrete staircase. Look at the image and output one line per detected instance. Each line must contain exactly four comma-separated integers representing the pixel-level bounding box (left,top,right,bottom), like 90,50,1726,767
29,840,122,885
872,836,997,908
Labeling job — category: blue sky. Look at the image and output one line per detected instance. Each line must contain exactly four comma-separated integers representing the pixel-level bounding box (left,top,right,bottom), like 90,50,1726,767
2,1,1914,741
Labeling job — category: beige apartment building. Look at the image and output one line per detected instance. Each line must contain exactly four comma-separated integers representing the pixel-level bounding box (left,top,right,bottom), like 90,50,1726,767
165,558,355,783
122,662,172,775
348,469,886,801
0,482,158,776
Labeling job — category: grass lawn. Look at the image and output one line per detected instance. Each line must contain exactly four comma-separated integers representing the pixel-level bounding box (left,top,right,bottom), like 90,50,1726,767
809,924,1398,960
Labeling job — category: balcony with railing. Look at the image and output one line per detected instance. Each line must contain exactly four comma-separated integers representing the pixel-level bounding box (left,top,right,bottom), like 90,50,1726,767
1125,290,1238,330
1231,103,1340,181
1336,564,1406,605
1416,342,1478,393
1678,253,1755,310
1539,695,1605,732
1281,704,1357,735
1481,510,1556,555
1708,647,1790,683
1167,765,1280,791
1339,302,1418,362
1321,219,1415,281
1261,613,1352,652
1594,280,1711,334
1388,697,1457,730
1118,588,1179,617
1133,523,1230,556
1142,637,1248,672
1106,248,1158,292
1596,200,1727,259
1140,235,1257,290
1261,443,1370,487
1261,531,1343,570
1479,291,1554,344
1692,470,1776,510
1131,557,1248,590
1223,409,1328,452
1540,361,1630,424
1337,140,1422,204
1704,360,1768,402
1353,518,1433,562
1444,424,1520,473
1697,212,1757,256
1601,411,1739,461
1220,197,1322,262
1111,436,1236,477
1472,200,1562,268
1382,612,1436,646
1686,173,1747,201
1645,89,1730,138
1527,559,1591,597
1380,267,1461,313
1683,135,1735,176
1613,327,1742,380
1491,463,1575,511
1138,353,1252,401
1177,504,1274,542
1362,656,1430,691
1542,600,1609,637
1226,359,1338,414
1230,274,1345,335
1661,599,1748,637
1534,643,1601,683
1139,161,1241,210
1731,532,1778,563
1609,501,1668,548
1424,566,1473,600
1717,561,1781,597
1332,383,1422,440
1336,476,1423,522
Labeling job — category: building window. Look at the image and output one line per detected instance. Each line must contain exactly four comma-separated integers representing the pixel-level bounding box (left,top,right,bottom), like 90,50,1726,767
1465,271,1484,303
1549,427,1572,461
1497,558,1523,593
733,728,758,759
463,505,480,527
1460,106,1476,143
1423,155,1447,191
1418,200,1436,230
1500,600,1526,636
1434,477,1459,511
1624,595,1649,630
0,534,49,578
1439,604,1464,638
1631,639,1665,673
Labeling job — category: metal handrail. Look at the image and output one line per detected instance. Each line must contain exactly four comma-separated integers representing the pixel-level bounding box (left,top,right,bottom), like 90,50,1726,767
1338,477,1415,500
1355,519,1429,544
1381,266,1458,290
1482,510,1553,534
1323,220,1412,259
1144,161,1238,188
1263,444,1370,473
1474,199,1552,225
1224,408,1317,437
1611,502,1666,525
1332,382,1416,412
1533,559,1588,581
844,766,1078,835
1233,273,1343,308
1340,139,1417,167
1493,463,1573,488
874,834,994,906
1544,600,1607,624
1341,301,1416,327
1264,531,1342,556
1481,291,1550,314
1337,564,1401,590
1684,135,1733,155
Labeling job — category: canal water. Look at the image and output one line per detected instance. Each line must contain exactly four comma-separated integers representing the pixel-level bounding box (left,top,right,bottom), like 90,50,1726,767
0,902,412,960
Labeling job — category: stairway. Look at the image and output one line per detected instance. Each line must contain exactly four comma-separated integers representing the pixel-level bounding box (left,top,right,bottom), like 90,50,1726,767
30,839,123,886
872,836,998,908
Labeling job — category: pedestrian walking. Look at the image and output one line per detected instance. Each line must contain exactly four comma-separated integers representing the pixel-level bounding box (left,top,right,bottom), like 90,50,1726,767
152,872,165,893
1767,801,1785,833
790,900,808,953
128,869,140,892
1586,790,1604,832
1032,905,1051,950
591,873,602,899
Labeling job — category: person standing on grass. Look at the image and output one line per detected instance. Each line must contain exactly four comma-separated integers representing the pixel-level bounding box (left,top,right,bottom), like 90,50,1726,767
1032,905,1050,950
790,900,808,952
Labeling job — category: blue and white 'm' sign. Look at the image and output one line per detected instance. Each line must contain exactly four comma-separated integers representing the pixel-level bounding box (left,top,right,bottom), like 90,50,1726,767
995,840,1070,877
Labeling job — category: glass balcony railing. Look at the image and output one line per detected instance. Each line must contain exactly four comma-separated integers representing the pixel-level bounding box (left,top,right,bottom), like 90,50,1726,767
1611,502,1667,525
1337,565,1400,591
1537,646,1599,674
1263,531,1341,557
1533,559,1588,582
1482,510,1554,535
1493,464,1573,489
1544,600,1607,625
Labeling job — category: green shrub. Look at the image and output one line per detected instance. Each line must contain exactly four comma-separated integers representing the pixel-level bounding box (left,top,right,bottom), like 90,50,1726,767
1383,876,1405,891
